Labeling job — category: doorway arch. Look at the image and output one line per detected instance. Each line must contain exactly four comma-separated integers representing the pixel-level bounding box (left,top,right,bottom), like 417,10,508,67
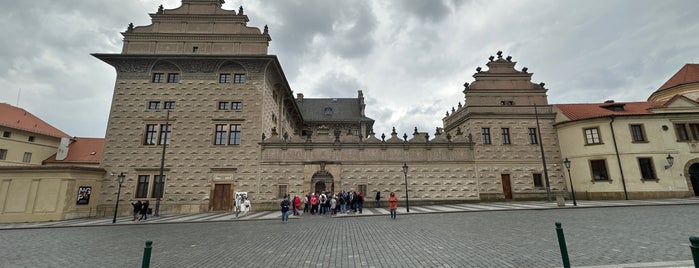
689,163,699,196
311,170,334,195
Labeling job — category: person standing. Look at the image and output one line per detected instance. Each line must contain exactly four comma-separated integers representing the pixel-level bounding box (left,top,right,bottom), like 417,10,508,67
234,194,242,217
330,195,337,215
240,197,251,217
293,195,301,216
375,191,381,208
280,195,291,223
310,193,318,215
388,192,398,219
139,200,149,221
131,200,142,221
303,193,310,213
357,192,364,214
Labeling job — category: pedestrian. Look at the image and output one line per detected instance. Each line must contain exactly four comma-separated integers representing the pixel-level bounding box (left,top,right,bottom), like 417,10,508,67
280,195,291,223
330,195,337,215
234,193,242,217
293,195,301,216
375,191,381,208
388,192,398,219
310,193,318,215
139,200,149,221
319,193,327,214
338,194,346,214
357,191,364,214
131,200,142,221
239,196,251,217
303,193,310,213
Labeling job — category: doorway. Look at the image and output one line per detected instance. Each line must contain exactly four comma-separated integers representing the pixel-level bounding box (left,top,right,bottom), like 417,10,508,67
501,174,513,200
212,184,232,211
689,163,699,196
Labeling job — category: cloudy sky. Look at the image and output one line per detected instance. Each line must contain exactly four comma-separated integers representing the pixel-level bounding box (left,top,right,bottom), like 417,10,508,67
2,0,698,138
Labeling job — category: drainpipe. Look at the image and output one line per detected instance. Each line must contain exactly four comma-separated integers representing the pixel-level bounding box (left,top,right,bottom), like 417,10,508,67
609,115,629,200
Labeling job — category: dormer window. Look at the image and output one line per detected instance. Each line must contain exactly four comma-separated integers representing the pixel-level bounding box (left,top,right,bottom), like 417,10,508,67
601,103,625,111
324,107,333,116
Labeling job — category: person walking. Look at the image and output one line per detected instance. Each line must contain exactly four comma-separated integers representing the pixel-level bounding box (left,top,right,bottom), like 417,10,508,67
139,200,149,221
239,197,251,217
357,192,364,214
388,192,398,219
375,191,381,208
131,200,142,221
293,195,301,216
234,194,242,217
280,195,291,223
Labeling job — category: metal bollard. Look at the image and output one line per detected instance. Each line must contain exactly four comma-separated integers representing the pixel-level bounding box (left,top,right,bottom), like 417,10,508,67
690,236,699,267
555,222,571,268
142,240,153,268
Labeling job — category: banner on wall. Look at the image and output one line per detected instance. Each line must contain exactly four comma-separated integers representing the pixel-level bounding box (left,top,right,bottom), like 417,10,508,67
77,186,92,205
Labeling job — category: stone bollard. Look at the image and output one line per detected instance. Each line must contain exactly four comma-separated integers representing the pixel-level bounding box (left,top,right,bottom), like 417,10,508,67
555,222,571,268
690,236,699,267
556,192,565,207
142,240,153,268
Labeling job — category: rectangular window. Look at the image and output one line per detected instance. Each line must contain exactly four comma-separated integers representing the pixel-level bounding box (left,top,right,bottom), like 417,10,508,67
358,184,367,195
214,124,227,145
0,149,7,160
229,124,241,145
152,73,164,83
219,74,231,83
630,124,646,142
158,124,171,145
218,102,229,110
278,184,288,199
690,123,699,140
638,158,656,180
234,74,246,84
590,159,609,181
231,102,242,111
584,127,602,145
501,128,510,144
533,173,543,187
144,124,158,145
675,124,689,141
22,152,32,163
28,136,35,142
136,175,150,198
528,128,537,144
148,101,160,110
2,131,10,138
152,175,165,198
482,128,491,144
163,101,175,110
167,73,179,83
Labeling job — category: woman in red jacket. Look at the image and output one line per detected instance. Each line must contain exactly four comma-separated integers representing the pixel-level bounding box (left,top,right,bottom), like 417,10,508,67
388,192,398,219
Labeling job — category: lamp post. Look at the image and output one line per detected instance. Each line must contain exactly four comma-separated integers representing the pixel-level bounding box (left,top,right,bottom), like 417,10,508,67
402,162,410,213
563,158,577,206
154,109,170,216
112,172,126,223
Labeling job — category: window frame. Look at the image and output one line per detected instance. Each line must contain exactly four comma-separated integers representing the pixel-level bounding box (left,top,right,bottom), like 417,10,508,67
229,124,241,145
152,73,164,83
233,73,246,84
501,128,511,145
158,124,171,145
689,123,699,140
148,101,161,110
528,128,537,144
136,175,150,198
675,123,689,141
219,73,231,83
28,136,35,142
532,173,543,188
144,124,158,145
2,131,10,138
590,159,610,181
151,175,165,198
637,157,657,180
0,149,7,160
584,127,602,145
22,152,32,163
167,73,179,83
629,124,646,142
218,102,230,110
278,184,288,199
231,102,242,111
482,128,491,145
163,101,175,110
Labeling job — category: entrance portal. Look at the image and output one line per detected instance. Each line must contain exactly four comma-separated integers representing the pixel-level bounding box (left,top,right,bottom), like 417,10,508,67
690,163,699,196
311,170,334,195
315,181,327,194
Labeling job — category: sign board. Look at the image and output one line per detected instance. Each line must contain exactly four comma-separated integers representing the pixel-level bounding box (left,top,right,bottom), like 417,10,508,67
77,186,92,205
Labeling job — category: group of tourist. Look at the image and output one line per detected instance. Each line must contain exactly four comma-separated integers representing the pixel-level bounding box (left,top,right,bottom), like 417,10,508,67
130,200,150,221
234,194,251,218
279,191,401,222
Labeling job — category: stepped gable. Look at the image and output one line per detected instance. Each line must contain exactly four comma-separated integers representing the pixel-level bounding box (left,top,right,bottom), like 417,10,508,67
121,0,270,55
0,103,69,138
468,51,544,92
656,64,699,92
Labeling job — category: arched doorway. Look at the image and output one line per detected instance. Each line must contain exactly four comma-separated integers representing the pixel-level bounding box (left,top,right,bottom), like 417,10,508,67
311,170,334,195
689,163,699,196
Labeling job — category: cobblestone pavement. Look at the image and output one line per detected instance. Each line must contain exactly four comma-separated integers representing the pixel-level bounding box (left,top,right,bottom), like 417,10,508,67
0,200,698,267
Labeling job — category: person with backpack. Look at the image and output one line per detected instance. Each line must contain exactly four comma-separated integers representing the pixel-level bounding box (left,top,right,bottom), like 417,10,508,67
310,193,318,215
319,193,327,214
131,200,142,221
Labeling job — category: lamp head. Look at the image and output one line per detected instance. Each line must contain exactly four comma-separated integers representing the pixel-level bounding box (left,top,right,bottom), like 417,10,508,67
402,163,408,174
563,158,571,169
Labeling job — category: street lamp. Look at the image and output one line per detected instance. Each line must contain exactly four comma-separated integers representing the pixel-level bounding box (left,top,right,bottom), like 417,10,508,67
402,162,410,212
112,172,126,223
563,158,577,206
154,109,170,216
665,154,674,169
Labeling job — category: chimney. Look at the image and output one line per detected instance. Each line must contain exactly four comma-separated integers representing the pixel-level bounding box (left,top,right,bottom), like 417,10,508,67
297,93,304,102
604,100,614,103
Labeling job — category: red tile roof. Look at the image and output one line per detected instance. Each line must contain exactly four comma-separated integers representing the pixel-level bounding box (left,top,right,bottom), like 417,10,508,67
656,64,699,92
43,137,103,164
0,103,69,138
555,101,659,121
